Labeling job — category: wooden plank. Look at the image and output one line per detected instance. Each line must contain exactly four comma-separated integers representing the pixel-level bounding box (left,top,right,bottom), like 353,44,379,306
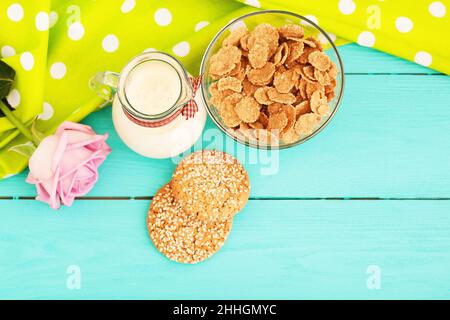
0,199,449,299
1,74,449,198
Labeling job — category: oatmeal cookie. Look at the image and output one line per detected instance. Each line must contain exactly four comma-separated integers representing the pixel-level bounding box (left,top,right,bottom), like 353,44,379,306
148,184,232,264
171,150,250,222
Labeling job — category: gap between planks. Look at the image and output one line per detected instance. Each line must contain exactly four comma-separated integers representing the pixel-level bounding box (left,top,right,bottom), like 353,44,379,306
346,73,446,76
1,196,450,201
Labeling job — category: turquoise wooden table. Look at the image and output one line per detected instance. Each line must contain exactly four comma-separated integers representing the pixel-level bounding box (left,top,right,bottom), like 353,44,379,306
1,44,450,299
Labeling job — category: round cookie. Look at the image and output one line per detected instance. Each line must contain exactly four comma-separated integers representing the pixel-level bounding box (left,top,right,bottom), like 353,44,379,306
171,150,250,221
147,184,232,264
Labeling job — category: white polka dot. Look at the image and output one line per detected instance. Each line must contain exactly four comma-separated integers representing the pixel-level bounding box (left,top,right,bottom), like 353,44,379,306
195,21,209,32
414,51,432,67
49,11,58,28
6,89,20,108
38,102,54,120
229,20,247,31
50,62,67,79
68,22,85,41
1,46,16,58
121,0,135,13
318,32,337,44
357,31,376,47
7,3,24,22
143,48,157,53
395,16,413,33
429,1,446,17
328,33,337,42
154,8,172,26
172,41,190,57
338,0,356,15
20,52,34,71
102,34,119,53
35,12,49,31
244,0,261,7
301,15,319,26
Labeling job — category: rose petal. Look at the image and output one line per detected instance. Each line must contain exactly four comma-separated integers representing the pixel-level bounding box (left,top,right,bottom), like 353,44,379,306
89,154,108,168
87,133,111,152
28,135,60,181
65,131,106,150
56,121,94,136
35,183,50,203
49,167,61,209
58,148,96,180
51,131,69,174
59,181,76,207
33,173,60,209
59,171,76,198
75,165,98,195
58,151,99,200
25,174,38,184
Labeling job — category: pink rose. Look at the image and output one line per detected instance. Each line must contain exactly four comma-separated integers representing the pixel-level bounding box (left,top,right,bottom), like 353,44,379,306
26,121,111,209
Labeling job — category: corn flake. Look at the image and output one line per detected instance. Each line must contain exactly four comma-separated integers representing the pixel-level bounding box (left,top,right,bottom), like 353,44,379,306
248,121,264,129
298,78,308,99
267,88,296,104
294,38,316,47
294,101,311,118
314,69,331,86
254,86,272,105
327,61,338,78
210,46,241,76
254,129,279,145
317,104,331,116
240,34,250,51
281,127,300,144
298,46,318,64
218,76,242,93
209,82,233,106
294,113,321,135
267,102,283,115
281,104,296,134
219,93,242,127
286,41,304,64
301,65,317,83
273,69,296,93
310,90,327,114
223,26,248,47
308,51,331,71
326,91,335,102
278,24,304,39
242,78,259,96
258,111,269,127
305,81,323,99
247,62,275,86
248,23,279,56
248,39,270,69
273,42,289,66
235,96,261,123
267,112,288,131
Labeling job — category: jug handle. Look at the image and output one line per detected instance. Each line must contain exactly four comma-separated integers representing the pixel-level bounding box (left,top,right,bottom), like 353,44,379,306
89,71,120,102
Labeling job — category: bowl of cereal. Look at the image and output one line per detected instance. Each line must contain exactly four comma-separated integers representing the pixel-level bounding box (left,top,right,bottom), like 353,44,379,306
199,10,344,149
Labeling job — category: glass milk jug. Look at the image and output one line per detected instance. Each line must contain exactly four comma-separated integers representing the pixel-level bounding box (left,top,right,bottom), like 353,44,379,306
90,51,206,158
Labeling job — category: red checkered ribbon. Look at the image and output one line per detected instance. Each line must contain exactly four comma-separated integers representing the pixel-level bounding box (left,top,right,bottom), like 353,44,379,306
181,75,202,120
123,74,202,128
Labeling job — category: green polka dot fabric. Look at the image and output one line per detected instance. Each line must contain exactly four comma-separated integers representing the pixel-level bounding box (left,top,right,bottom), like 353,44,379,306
242,0,449,71
0,0,448,179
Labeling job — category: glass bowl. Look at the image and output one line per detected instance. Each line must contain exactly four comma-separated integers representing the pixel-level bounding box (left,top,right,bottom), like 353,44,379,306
199,10,344,149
